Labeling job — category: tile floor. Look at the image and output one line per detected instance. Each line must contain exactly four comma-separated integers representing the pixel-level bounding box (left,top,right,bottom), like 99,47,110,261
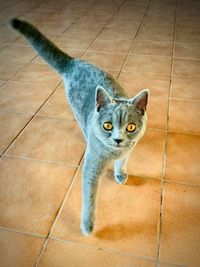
0,0,199,266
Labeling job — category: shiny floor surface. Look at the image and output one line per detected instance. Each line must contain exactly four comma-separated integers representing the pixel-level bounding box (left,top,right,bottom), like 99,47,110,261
0,0,200,266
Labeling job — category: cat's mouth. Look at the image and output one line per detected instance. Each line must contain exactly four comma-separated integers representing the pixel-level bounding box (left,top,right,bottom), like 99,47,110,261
107,143,129,150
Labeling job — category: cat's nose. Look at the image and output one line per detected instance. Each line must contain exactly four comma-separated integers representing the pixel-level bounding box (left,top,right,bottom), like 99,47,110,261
114,139,123,144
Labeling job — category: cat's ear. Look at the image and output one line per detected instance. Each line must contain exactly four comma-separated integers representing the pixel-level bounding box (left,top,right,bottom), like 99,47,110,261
96,86,112,112
131,89,149,115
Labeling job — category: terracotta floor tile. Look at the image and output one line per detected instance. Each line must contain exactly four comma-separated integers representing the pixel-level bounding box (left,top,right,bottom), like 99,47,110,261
36,23,69,38
38,84,75,120
175,43,200,60
127,128,166,179
75,15,108,26
0,43,6,50
0,156,77,234
62,27,101,40
118,72,170,98
0,45,36,63
38,239,155,267
90,38,133,53
0,80,5,86
105,23,139,35
98,27,136,40
45,14,78,25
0,26,20,43
19,11,52,25
165,133,200,185
0,61,25,80
176,27,200,44
60,8,89,17
0,113,31,155
160,182,200,266
11,63,62,87
173,58,200,77
0,81,53,114
55,36,94,50
147,97,168,130
82,51,127,71
113,12,145,21
7,116,85,165
142,19,174,31
131,41,173,57
63,49,85,58
137,28,174,42
145,12,175,22
158,263,181,267
86,8,113,20
0,0,16,9
51,166,161,259
0,230,44,267
6,1,40,13
34,5,72,14
171,76,200,101
13,36,32,46
169,99,200,135
123,54,172,76
106,20,140,29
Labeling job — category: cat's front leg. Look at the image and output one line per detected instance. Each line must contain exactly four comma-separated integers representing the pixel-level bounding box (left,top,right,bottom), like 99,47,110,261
114,151,131,185
80,146,107,236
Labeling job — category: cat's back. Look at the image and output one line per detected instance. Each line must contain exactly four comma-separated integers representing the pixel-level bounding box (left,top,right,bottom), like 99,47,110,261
63,58,126,99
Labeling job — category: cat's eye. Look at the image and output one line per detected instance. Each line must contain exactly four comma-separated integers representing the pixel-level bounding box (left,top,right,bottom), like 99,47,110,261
103,122,113,131
126,123,136,132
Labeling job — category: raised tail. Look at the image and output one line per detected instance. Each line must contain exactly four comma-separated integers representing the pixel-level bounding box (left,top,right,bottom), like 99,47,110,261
9,18,72,74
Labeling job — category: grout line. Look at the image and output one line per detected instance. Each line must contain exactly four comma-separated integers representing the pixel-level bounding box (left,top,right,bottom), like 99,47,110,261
164,179,200,188
167,130,200,137
116,0,153,80
34,153,85,267
3,154,82,168
50,236,156,263
35,113,76,121
169,96,200,102
0,226,45,239
5,153,200,188
173,56,200,61
126,52,173,59
156,0,178,265
0,0,20,11
80,0,129,58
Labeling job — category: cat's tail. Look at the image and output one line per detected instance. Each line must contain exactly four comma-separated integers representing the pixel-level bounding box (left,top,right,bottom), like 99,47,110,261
9,18,72,75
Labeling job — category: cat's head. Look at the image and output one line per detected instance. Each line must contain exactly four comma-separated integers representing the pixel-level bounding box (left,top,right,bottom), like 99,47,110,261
93,86,149,150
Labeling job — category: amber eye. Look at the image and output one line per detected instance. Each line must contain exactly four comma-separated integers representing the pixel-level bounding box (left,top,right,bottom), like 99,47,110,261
103,122,113,131
126,123,136,132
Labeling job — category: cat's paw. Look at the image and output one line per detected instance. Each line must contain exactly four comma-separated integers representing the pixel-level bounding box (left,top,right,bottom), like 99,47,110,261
80,220,94,236
115,173,128,185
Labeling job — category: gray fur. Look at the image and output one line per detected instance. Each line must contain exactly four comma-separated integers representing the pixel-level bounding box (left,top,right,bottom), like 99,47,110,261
9,18,149,236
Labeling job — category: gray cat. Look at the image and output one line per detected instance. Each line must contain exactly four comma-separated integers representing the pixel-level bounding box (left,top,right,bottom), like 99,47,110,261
9,18,149,236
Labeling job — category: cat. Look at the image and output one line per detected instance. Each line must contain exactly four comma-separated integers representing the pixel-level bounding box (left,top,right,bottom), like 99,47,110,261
9,18,149,236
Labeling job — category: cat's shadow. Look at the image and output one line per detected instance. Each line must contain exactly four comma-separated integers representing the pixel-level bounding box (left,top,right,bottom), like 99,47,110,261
106,170,147,187
96,172,150,240
95,221,152,241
